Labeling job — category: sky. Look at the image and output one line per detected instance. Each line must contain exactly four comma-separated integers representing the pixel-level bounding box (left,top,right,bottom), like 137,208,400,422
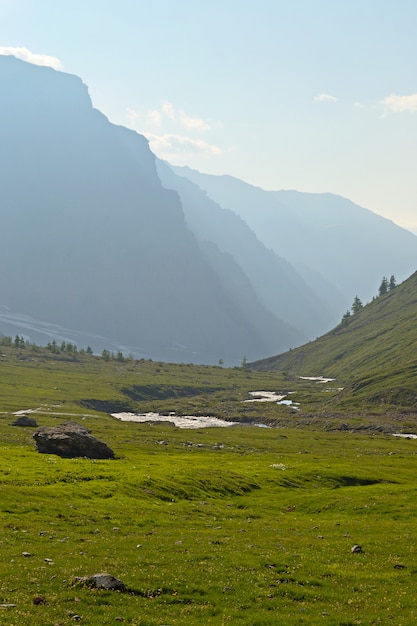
1,0,416,231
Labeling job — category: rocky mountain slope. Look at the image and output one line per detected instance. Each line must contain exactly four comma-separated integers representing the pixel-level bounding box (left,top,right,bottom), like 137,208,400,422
157,160,336,338
0,55,302,364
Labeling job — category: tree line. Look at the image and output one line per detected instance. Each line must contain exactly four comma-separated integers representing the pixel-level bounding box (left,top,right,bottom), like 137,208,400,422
340,275,397,326
0,335,131,362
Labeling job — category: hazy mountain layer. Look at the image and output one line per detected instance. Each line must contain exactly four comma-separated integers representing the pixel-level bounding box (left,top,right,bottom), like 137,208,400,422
157,160,336,338
0,55,300,364
174,167,417,310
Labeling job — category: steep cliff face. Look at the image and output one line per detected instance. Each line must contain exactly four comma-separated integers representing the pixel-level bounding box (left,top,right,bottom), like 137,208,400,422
158,160,337,338
0,56,298,363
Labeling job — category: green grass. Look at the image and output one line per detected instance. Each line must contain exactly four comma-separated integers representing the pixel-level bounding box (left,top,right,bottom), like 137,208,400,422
1,346,417,623
250,271,417,412
2,422,417,624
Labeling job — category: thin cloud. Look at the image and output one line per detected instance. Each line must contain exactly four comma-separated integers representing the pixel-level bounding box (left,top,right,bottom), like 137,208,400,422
125,102,221,162
126,107,141,125
161,101,176,120
146,132,223,161
381,93,417,113
0,46,62,70
134,100,212,132
179,111,211,132
314,93,339,103
146,108,163,127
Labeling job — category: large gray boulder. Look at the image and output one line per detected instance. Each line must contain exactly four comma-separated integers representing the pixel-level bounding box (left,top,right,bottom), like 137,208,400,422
33,421,115,459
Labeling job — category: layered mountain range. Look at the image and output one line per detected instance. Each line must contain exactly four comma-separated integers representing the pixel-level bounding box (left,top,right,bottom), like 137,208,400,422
0,55,301,363
1,55,416,364
173,167,417,311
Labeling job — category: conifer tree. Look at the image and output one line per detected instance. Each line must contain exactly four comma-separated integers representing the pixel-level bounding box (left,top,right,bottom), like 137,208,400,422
351,295,363,314
389,275,397,290
378,276,389,296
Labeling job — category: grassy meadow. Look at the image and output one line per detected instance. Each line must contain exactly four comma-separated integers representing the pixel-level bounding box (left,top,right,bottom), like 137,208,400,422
1,344,417,624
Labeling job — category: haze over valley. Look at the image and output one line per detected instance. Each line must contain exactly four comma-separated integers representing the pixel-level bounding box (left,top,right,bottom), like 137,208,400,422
1,53,417,364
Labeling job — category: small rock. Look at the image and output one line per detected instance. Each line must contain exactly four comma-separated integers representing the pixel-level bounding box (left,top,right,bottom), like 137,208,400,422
351,544,363,553
12,415,38,427
22,551,31,557
394,563,406,570
33,595,46,605
72,573,126,592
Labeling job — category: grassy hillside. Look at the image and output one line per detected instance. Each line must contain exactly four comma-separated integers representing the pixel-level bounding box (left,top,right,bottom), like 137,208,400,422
250,271,417,411
2,348,417,624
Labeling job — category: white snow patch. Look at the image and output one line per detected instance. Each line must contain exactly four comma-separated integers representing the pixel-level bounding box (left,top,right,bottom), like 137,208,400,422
299,376,336,383
244,391,286,403
277,399,300,410
111,412,238,429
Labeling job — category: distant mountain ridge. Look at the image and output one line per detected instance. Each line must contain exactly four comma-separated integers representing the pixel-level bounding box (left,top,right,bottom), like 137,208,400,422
0,55,300,364
2,55,416,366
174,166,417,312
157,160,336,338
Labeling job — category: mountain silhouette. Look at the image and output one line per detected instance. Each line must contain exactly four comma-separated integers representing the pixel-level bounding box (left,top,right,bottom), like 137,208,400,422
0,55,304,364
158,160,337,338
174,166,417,313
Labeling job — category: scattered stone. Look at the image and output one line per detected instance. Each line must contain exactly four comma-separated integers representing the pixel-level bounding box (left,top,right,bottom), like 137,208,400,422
44,558,54,564
351,544,363,553
394,563,406,569
72,573,126,592
12,415,38,427
33,422,115,459
1,604,17,609
22,551,31,557
33,595,46,605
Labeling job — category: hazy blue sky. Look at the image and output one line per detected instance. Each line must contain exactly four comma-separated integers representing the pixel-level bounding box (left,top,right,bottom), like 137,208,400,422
1,0,416,230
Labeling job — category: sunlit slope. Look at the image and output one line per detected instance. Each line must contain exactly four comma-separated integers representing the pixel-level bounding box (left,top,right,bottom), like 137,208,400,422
250,271,417,407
